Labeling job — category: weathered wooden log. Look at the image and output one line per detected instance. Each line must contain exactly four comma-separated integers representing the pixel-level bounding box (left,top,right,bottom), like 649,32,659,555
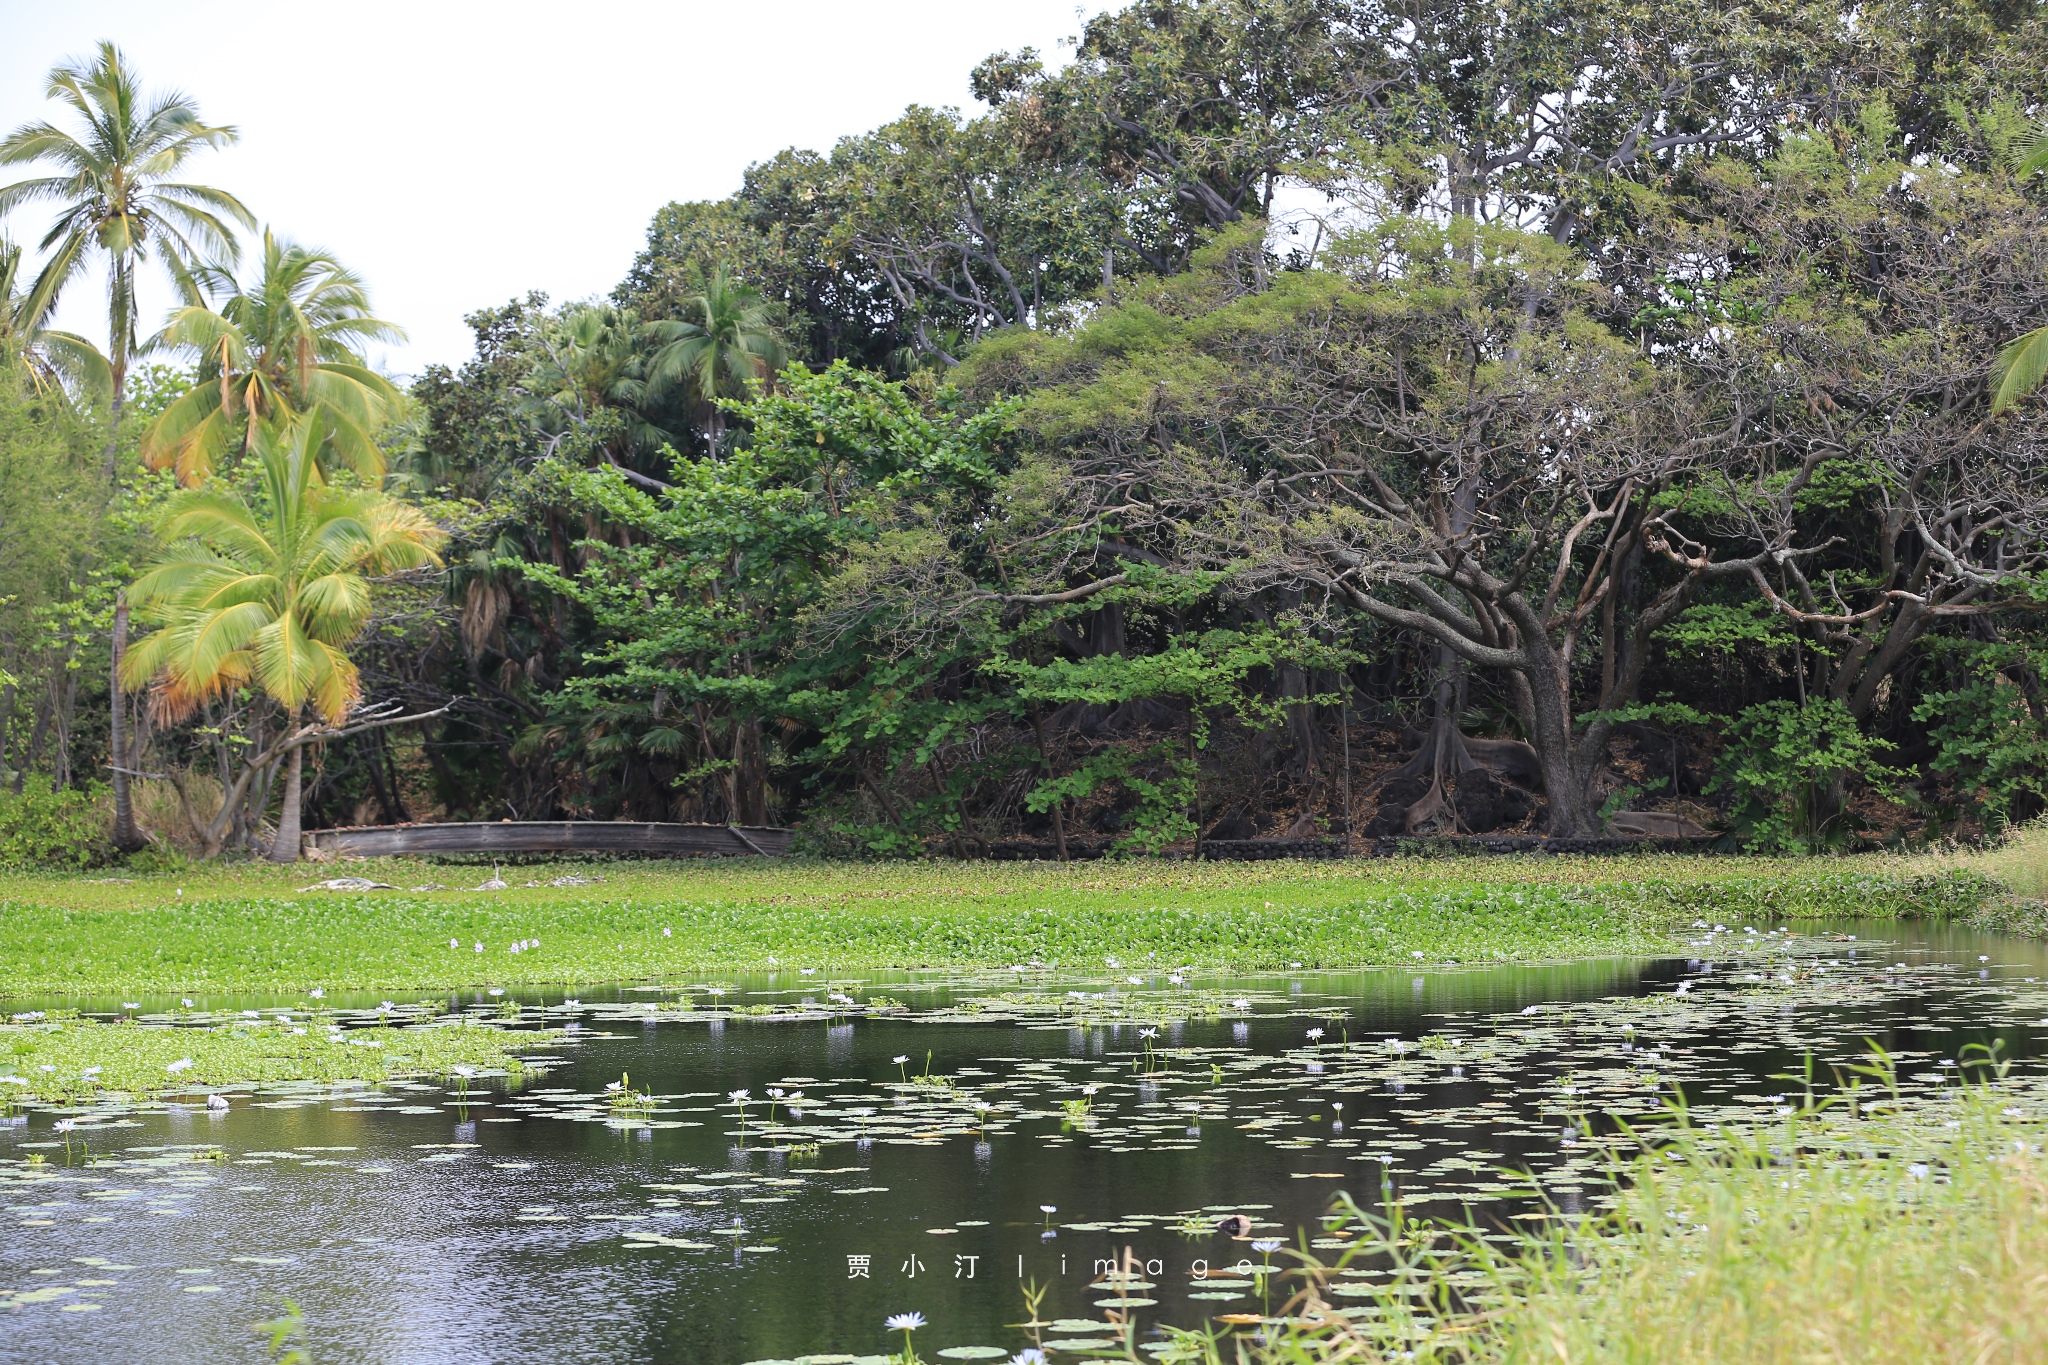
304,821,791,859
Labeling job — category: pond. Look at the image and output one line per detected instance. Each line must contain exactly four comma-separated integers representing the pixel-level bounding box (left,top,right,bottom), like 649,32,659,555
6,919,2048,1364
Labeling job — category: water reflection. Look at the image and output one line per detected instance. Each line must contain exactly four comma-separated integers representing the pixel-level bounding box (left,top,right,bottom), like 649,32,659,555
4,922,2048,1365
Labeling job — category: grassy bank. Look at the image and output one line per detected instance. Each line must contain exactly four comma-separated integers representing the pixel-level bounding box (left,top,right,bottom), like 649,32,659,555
0,851,2005,997
1152,1061,2048,1365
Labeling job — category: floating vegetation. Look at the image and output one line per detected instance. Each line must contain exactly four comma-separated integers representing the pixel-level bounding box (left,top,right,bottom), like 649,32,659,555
0,1009,566,1102
0,855,2001,995
5,921,2048,1365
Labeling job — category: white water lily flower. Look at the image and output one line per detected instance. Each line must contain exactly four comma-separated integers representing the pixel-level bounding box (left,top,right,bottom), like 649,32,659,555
728,1089,750,1102
1306,1028,1325,1040
1252,1239,1283,1253
309,988,324,999
450,939,460,949
166,1058,193,1073
893,1055,910,1065
884,1312,926,1331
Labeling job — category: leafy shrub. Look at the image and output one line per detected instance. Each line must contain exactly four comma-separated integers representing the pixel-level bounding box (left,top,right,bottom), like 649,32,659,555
1710,700,1905,852
0,778,115,870
1912,643,2048,830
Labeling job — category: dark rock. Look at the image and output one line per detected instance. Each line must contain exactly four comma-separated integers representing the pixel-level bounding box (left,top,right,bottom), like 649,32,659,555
1205,814,1259,841
1453,769,1538,834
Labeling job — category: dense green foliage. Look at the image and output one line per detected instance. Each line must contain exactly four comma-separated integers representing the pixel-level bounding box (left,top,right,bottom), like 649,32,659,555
5,5,2048,859
0,779,111,870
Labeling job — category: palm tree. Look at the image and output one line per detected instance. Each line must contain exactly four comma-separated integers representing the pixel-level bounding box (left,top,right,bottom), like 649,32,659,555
1989,130,2048,412
0,41,253,479
142,230,405,485
2,44,250,856
643,269,787,452
122,409,445,861
0,239,111,405
525,302,678,470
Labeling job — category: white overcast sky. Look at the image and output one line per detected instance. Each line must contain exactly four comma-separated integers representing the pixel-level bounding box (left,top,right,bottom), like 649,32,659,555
0,0,1114,378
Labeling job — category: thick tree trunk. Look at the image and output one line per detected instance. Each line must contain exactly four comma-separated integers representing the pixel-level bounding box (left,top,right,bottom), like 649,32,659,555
1520,647,1601,837
1279,661,1318,783
732,717,768,826
269,718,305,863
110,599,146,852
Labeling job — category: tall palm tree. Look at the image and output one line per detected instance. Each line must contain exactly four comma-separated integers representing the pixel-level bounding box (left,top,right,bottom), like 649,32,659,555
143,230,405,486
2,43,250,855
0,238,111,405
0,41,253,478
123,409,445,861
643,269,787,452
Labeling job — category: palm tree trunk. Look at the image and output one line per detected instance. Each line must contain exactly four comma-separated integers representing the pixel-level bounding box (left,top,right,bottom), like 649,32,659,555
110,597,145,851
99,363,126,485
269,713,305,863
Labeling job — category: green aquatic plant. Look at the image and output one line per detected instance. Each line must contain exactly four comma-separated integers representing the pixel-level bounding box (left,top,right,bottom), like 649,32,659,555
0,854,2007,995
604,1071,653,1113
252,1299,310,1365
1061,1085,1098,1124
0,1013,559,1102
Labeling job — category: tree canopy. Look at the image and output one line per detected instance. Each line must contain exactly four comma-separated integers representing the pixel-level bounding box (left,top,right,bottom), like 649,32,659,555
7,0,2048,860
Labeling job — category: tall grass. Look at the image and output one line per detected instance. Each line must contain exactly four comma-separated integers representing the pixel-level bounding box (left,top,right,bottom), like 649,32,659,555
1160,1057,2048,1365
1957,818,2048,940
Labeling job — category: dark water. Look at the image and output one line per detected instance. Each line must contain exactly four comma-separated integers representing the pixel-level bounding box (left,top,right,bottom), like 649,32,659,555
6,922,2048,1365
